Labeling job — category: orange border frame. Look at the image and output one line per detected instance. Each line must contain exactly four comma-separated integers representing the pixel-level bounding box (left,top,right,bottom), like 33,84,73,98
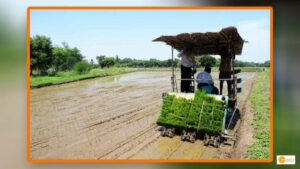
27,6,274,163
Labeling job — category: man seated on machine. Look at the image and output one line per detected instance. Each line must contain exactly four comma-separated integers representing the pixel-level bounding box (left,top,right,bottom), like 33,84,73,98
196,65,219,95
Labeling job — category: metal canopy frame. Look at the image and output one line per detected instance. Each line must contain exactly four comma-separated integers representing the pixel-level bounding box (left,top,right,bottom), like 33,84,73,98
169,42,238,101
155,27,244,100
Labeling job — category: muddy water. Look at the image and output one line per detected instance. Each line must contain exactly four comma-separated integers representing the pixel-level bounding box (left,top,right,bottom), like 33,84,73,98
30,71,256,159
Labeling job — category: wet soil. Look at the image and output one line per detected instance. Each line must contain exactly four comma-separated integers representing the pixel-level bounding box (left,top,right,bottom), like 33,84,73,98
30,71,257,160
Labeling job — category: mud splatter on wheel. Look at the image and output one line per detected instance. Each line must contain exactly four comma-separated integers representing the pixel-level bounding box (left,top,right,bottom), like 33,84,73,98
160,127,166,137
214,136,221,148
204,134,209,146
189,132,196,143
181,130,187,141
167,128,175,138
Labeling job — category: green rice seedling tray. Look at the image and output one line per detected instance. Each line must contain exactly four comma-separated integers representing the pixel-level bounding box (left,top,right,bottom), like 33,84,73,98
157,90,225,134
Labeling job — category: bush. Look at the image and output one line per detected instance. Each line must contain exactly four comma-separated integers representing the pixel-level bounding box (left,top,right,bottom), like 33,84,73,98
157,90,225,134
46,66,58,76
74,61,91,73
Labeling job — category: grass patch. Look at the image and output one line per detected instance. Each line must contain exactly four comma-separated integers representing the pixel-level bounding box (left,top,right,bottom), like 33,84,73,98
30,67,136,87
246,69,270,159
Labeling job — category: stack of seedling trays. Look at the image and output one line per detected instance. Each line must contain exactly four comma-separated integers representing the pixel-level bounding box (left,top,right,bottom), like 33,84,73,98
157,90,225,135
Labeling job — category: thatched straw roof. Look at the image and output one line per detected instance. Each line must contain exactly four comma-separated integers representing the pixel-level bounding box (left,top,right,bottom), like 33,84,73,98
153,27,244,56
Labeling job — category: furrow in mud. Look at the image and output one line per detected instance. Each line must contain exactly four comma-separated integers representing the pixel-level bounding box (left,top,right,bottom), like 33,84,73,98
83,100,159,129
32,102,160,159
98,125,160,159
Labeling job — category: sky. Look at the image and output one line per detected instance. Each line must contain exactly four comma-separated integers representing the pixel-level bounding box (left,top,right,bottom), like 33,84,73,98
30,9,270,63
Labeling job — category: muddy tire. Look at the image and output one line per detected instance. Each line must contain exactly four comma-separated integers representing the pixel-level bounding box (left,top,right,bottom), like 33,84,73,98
160,127,166,137
181,130,186,141
169,131,175,138
166,128,175,138
204,134,209,146
190,137,195,143
190,132,196,143
214,136,221,148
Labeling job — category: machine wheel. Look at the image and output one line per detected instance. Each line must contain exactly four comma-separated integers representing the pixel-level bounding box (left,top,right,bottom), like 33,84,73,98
190,134,196,143
204,134,209,146
214,136,221,148
169,128,175,138
166,128,175,138
160,127,166,137
181,130,187,141
189,132,196,143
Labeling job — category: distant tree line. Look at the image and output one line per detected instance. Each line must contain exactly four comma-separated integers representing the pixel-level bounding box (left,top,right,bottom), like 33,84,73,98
195,55,270,68
30,35,269,76
233,60,270,67
94,55,269,68
117,58,180,68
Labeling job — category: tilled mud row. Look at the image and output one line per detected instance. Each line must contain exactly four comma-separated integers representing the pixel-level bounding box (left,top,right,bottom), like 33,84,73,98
30,71,257,159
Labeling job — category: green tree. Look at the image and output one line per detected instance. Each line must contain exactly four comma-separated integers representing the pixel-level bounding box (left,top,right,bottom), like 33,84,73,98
102,57,115,68
30,35,54,75
120,58,132,65
197,55,216,67
52,45,83,71
174,58,180,67
263,60,270,67
96,55,106,68
52,47,68,71
96,56,115,68
74,60,91,73
65,47,83,70
115,55,120,63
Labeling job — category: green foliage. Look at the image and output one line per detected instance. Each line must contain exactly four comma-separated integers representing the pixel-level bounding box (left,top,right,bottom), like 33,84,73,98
157,90,225,134
196,55,217,67
30,35,54,75
96,56,115,68
52,45,83,71
30,35,84,75
119,58,180,68
74,61,91,73
263,60,270,67
102,57,115,68
30,35,269,77
214,58,270,68
115,55,120,63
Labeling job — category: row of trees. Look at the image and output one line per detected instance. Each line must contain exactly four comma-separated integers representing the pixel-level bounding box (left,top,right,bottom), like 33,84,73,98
30,35,84,75
30,35,269,76
195,55,270,67
234,60,270,67
110,55,269,68
93,55,269,68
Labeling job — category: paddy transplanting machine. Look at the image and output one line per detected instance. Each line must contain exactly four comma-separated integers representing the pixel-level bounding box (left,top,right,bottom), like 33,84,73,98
153,27,245,147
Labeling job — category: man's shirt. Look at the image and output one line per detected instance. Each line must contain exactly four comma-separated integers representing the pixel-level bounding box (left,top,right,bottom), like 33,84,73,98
196,71,213,84
178,50,195,68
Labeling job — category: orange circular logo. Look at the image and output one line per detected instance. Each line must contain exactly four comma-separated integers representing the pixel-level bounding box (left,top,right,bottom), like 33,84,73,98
278,156,286,163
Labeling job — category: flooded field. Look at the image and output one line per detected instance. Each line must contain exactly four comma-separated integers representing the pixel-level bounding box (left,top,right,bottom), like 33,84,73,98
30,71,257,160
